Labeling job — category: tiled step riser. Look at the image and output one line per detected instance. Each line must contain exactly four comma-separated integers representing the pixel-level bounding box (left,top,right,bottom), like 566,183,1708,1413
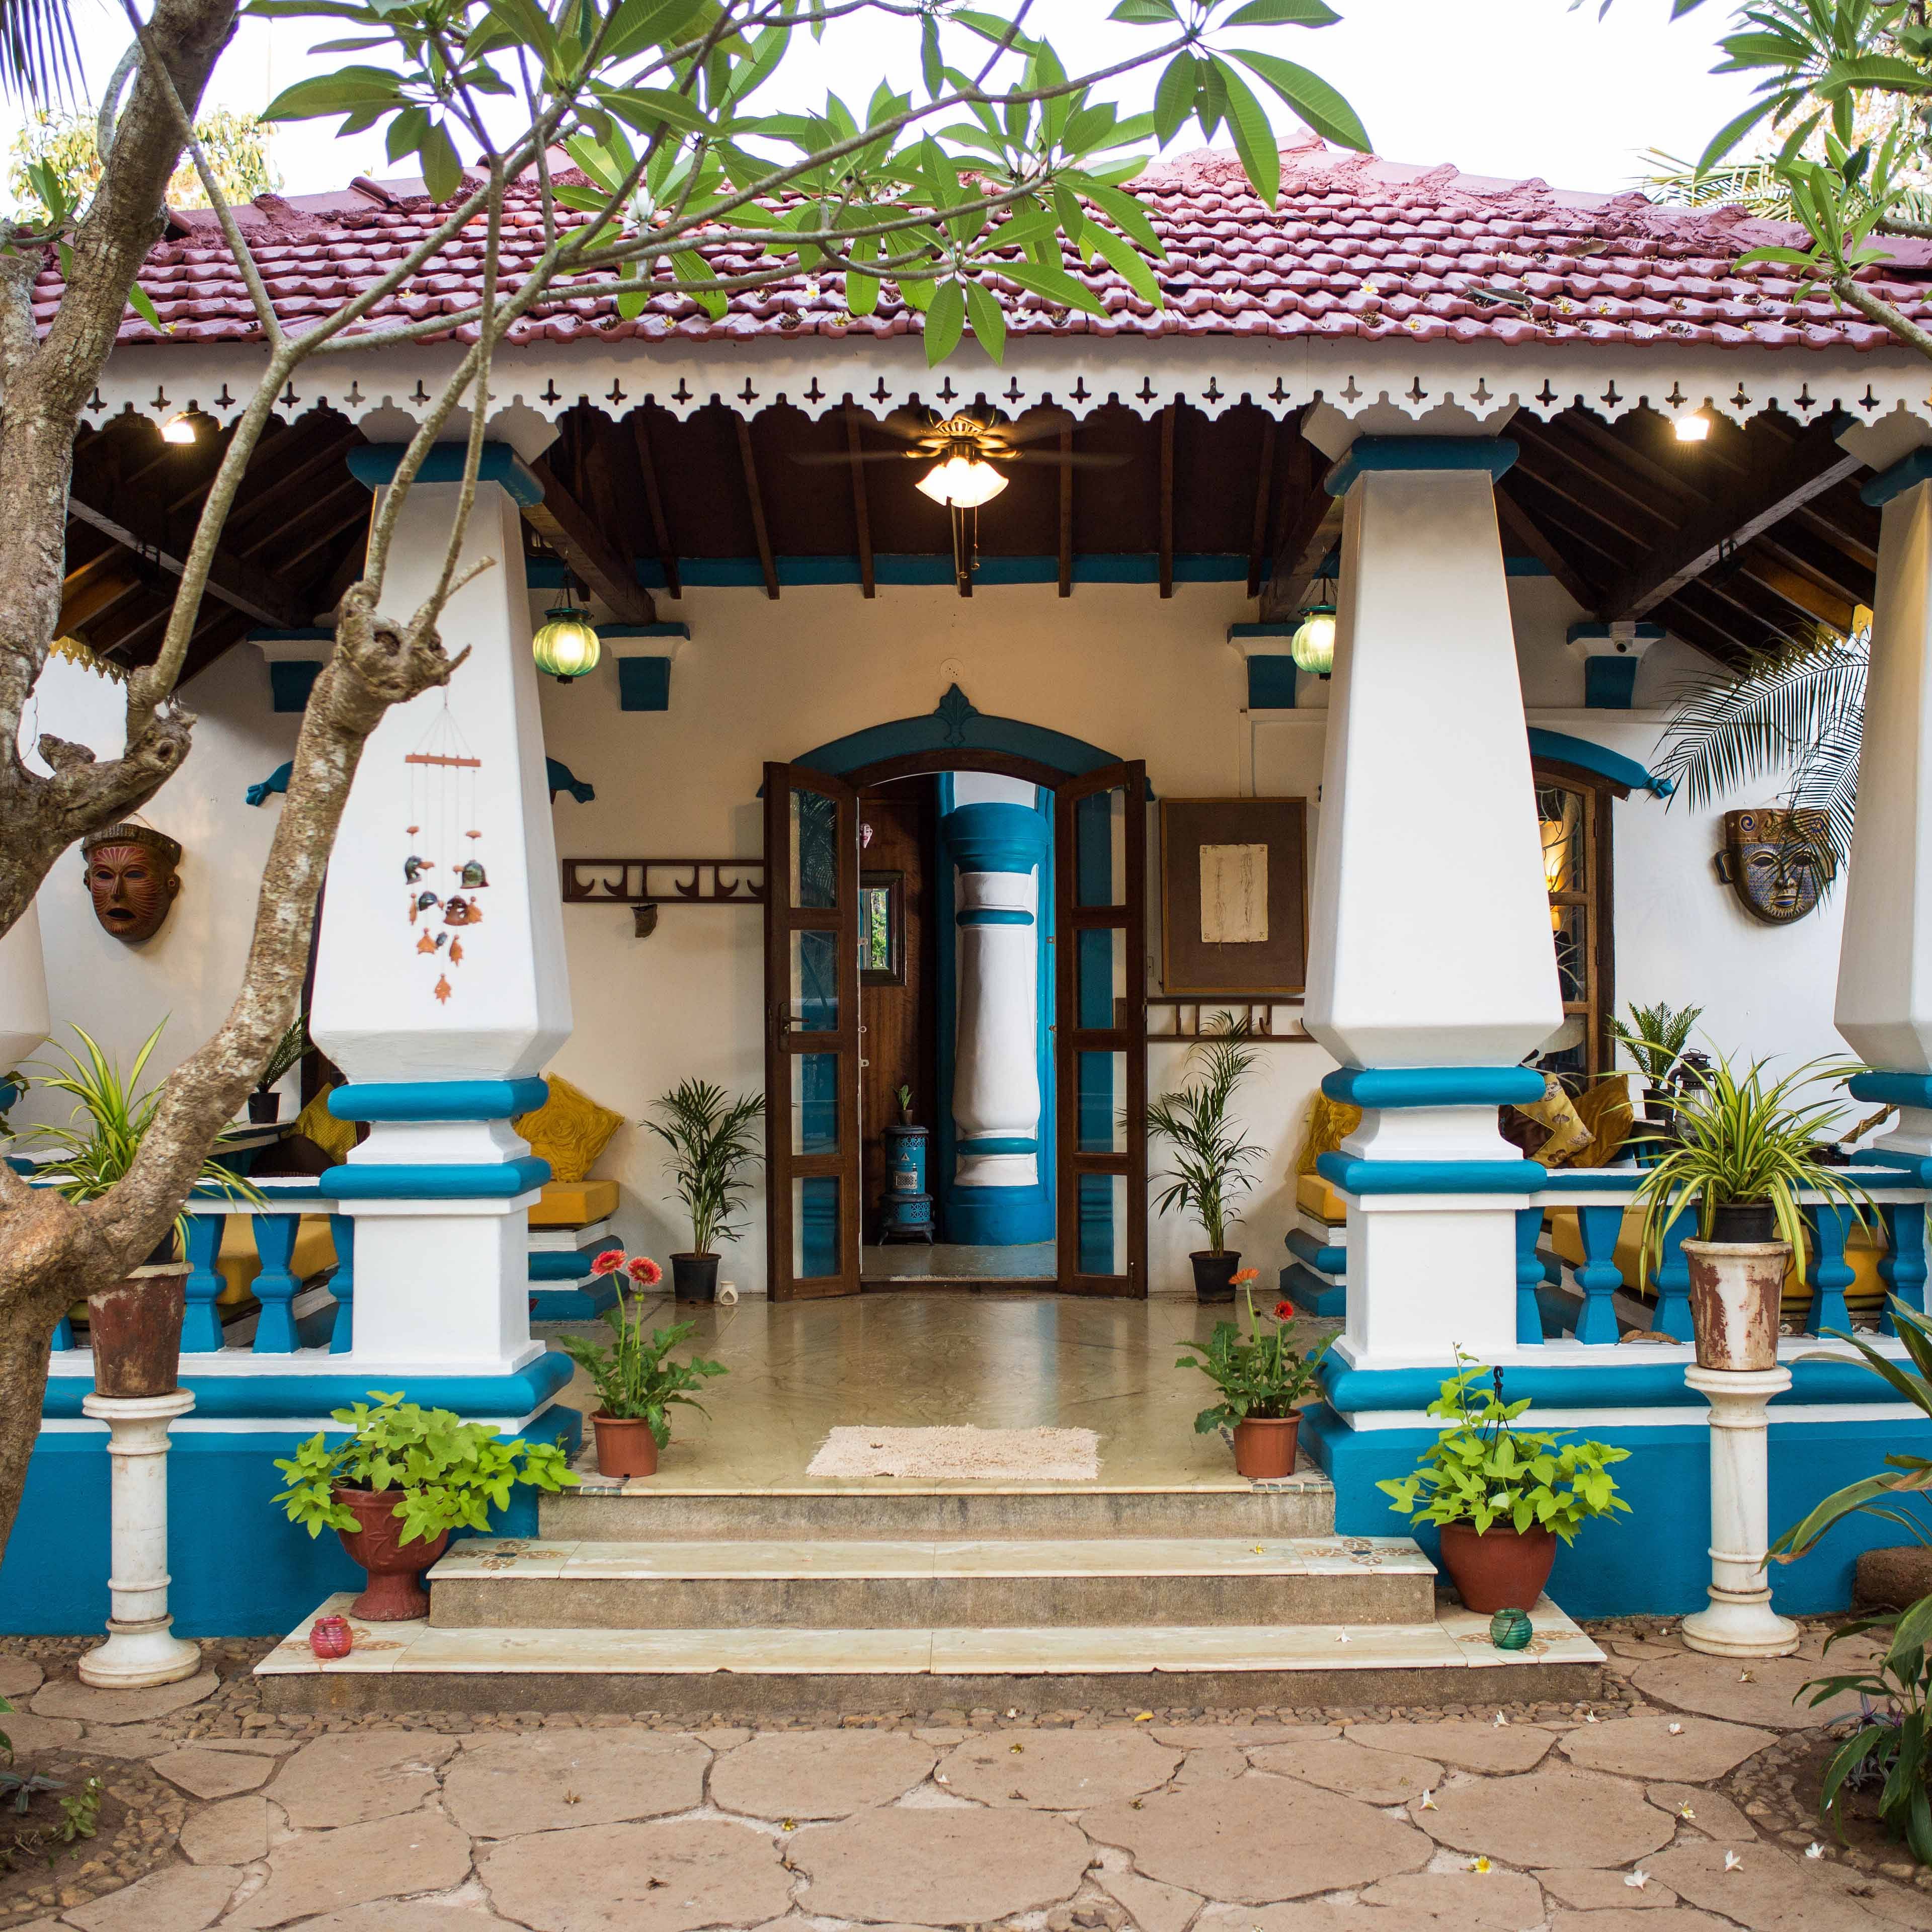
539,1488,1333,1542
429,1567,1434,1632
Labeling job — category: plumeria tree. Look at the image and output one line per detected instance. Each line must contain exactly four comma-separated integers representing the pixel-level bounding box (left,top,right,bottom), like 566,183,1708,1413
0,0,1364,1560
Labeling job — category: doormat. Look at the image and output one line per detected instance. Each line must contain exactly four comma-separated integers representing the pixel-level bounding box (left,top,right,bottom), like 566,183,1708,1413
806,1425,1100,1482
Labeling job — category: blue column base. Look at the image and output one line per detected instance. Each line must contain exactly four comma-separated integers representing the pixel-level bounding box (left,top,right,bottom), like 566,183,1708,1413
945,1183,1053,1247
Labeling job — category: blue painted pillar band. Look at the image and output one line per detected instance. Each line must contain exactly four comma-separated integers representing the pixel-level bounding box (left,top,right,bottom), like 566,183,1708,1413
329,1079,549,1122
1323,436,1519,496
1323,1065,1548,1109
946,801,1051,875
347,442,544,506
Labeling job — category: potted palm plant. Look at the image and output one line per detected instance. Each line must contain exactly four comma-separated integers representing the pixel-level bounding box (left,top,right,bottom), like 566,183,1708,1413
249,1017,308,1124
557,1252,727,1478
1608,999,1704,1153
274,1390,576,1618
1176,1276,1328,1477
1146,1019,1263,1302
644,1080,764,1302
1379,1356,1632,1614
26,1023,259,1395
1635,1052,1873,1372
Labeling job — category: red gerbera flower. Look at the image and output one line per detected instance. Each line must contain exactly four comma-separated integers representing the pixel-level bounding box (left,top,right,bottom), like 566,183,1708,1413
590,1249,626,1276
626,1255,663,1287
1275,1301,1296,1321
1232,1267,1259,1286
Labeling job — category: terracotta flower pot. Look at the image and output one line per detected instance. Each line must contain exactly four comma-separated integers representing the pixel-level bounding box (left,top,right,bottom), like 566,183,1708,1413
87,1263,189,1398
1232,1413,1301,1480
333,1486,449,1621
592,1411,660,1479
1682,1238,1790,1372
1437,1520,1558,1616
1190,1251,1241,1303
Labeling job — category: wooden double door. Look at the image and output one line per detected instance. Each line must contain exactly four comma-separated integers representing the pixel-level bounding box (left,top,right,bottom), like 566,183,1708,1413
762,759,1148,1300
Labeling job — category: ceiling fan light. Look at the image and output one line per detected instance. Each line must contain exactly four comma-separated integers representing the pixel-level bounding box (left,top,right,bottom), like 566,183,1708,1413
1291,608,1336,676
531,606,601,682
917,454,1008,509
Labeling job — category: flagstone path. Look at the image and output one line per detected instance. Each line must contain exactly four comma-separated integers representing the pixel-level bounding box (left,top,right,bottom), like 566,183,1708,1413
2,1620,1929,1932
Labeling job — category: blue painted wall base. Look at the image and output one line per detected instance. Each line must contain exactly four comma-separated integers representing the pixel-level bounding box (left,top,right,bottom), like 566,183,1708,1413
1301,1400,1927,1619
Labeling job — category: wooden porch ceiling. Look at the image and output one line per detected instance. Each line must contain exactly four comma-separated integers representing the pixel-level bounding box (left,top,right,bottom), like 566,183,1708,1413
59,392,1880,686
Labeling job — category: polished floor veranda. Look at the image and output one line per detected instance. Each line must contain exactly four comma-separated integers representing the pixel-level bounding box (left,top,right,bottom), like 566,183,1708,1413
538,1290,1341,1492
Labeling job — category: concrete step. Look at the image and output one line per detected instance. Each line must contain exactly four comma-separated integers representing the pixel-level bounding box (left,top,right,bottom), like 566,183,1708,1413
538,1477,1334,1544
257,1589,1607,1717
425,1535,1435,1631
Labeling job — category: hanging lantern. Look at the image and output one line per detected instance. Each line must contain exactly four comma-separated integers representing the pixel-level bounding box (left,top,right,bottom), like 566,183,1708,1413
531,606,601,683
1291,607,1336,676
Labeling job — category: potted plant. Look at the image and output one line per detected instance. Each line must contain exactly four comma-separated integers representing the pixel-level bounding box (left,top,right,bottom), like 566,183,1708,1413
26,1022,258,1394
556,1252,727,1478
1379,1357,1631,1614
1635,1052,1872,1372
249,1017,308,1124
1176,1275,1328,1478
644,1080,764,1302
1609,1000,1703,1164
1146,1019,1263,1302
273,1390,576,1619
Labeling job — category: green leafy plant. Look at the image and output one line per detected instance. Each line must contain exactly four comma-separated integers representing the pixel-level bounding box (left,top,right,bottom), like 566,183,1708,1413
645,1081,765,1257
557,1255,726,1447
1798,1605,1932,1861
255,1016,309,1096
273,1391,576,1546
895,1083,914,1125
52,1777,99,1844
1146,1018,1263,1256
1633,1051,1874,1273
1176,1278,1328,1431
1608,1000,1706,1084
1378,1358,1631,1542
23,1023,260,1244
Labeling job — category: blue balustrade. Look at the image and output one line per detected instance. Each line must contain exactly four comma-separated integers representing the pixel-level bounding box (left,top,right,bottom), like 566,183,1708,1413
52,1313,72,1350
1513,1206,1546,1345
1573,1202,1626,1344
1800,1204,1858,1339
1881,1201,1927,1337
1651,1210,1694,1343
328,1214,355,1353
247,1213,302,1353
182,1214,227,1352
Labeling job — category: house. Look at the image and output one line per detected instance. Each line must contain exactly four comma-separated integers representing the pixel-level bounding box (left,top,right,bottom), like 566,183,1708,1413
7,135,1931,1689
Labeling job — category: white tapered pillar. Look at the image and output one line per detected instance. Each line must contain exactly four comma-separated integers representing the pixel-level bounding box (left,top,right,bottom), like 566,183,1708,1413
78,1391,201,1688
1680,1365,1800,1657
1304,435,1561,1368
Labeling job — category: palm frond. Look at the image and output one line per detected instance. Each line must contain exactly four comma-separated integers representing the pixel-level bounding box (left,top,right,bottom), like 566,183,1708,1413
1,0,80,105
1652,629,1868,889
1639,145,1798,217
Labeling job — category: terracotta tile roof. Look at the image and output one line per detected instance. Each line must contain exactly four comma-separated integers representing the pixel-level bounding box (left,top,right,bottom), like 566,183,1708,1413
44,133,1932,354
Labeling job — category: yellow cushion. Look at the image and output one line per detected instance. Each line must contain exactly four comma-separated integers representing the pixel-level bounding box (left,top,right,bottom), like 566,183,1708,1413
1520,1076,1592,1167
530,1178,621,1228
516,1075,624,1185
214,1214,337,1305
1295,1172,1349,1224
294,1083,358,1164
1570,1076,1634,1169
1544,1204,1885,1316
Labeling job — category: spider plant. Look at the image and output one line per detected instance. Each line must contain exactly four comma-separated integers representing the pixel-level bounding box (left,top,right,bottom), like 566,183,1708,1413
644,1080,764,1257
254,1016,308,1095
1634,1051,1873,1273
23,1022,260,1249
1652,628,1867,896
1145,1018,1263,1257
1608,1001,1705,1085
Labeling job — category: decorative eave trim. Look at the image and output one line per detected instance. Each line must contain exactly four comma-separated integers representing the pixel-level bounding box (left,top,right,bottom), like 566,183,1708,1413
84,336,1932,438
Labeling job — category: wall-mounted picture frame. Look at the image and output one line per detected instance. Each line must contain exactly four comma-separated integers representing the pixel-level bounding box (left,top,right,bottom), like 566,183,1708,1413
859,870,905,985
1159,797,1309,997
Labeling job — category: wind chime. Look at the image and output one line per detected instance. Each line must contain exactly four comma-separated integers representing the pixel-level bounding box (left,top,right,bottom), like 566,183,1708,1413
402,702,488,1003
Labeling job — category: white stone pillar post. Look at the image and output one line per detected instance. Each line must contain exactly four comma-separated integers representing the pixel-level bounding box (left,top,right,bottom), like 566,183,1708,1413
310,448,570,1374
0,900,50,1077
1837,450,1932,1172
1303,435,1562,1367
1681,1365,1800,1657
943,784,1051,1245
78,1391,201,1688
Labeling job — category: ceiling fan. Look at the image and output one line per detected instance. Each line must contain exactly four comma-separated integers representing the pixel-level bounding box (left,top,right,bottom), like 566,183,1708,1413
792,410,1125,506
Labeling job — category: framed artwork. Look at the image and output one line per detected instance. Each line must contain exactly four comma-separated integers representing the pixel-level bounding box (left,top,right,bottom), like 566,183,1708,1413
1159,798,1308,997
859,870,905,985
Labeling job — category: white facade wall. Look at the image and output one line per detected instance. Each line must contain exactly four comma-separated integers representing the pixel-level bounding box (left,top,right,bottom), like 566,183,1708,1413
14,566,1850,1294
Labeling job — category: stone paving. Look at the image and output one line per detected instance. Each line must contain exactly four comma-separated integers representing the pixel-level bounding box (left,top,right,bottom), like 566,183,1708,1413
2,1621,1929,1932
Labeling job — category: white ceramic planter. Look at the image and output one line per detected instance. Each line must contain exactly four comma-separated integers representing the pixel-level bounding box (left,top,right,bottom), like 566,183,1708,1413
1681,1239,1789,1372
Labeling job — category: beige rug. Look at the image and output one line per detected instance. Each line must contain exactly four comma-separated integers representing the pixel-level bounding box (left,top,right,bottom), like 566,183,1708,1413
806,1425,1100,1482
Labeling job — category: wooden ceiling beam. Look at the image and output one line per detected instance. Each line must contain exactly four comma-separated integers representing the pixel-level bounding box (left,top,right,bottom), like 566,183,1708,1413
1245,414,1277,599
1736,548,1858,632
1058,423,1073,600
1494,482,1602,612
1590,421,1866,620
733,417,780,601
1498,470,1632,578
1753,525,1874,606
626,412,681,601
1555,412,1708,509
1514,424,1675,534
846,408,876,600
1158,404,1176,600
65,490,306,629
225,431,362,544
1257,437,1339,622
1791,503,1878,574
523,454,658,624
59,571,144,636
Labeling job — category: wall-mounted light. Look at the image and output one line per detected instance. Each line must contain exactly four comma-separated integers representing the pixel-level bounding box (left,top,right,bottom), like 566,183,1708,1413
531,605,601,682
1290,608,1336,676
161,413,197,445
1674,412,1710,443
916,454,1009,509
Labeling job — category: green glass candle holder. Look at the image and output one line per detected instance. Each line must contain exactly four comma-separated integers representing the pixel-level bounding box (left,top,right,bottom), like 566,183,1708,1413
1488,1605,1534,1651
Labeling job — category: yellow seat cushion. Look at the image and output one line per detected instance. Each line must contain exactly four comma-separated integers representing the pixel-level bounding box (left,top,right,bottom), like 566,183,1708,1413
530,1178,621,1228
1295,1092,1362,1175
1570,1076,1634,1169
516,1075,624,1185
1296,1172,1349,1224
1519,1076,1592,1167
214,1214,337,1305
1545,1204,1885,1318
294,1083,358,1164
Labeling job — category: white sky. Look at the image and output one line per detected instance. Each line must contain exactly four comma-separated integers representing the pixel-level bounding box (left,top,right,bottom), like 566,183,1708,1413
7,0,1759,202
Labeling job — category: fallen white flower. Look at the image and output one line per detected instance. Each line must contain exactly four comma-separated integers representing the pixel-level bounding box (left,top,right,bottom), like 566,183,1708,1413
1667,1722,1683,1735
1420,1790,1437,1810
1467,1857,1492,1874
1805,1842,1825,1860
1493,1712,1509,1727
1625,1871,1649,1890
1724,1852,1744,1873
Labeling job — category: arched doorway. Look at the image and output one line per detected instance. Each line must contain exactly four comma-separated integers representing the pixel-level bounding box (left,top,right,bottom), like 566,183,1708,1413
765,691,1148,1301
